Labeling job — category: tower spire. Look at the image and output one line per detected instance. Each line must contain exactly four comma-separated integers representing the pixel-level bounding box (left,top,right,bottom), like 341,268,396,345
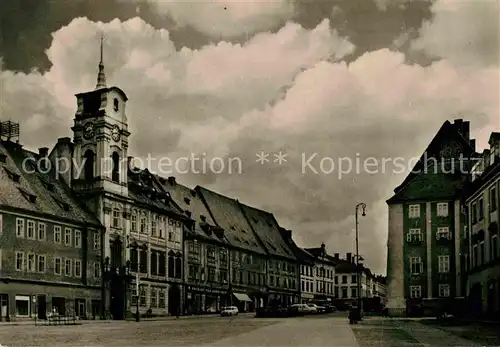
96,33,106,89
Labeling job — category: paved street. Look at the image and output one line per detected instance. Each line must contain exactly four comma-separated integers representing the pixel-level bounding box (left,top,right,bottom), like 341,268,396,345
0,314,491,347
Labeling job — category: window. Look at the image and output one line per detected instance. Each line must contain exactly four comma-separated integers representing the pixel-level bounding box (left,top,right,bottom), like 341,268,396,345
37,255,46,273
65,259,72,276
490,187,497,211
112,152,120,183
75,260,81,277
159,289,166,308
437,227,451,240
131,287,138,305
439,284,450,297
140,215,147,233
38,223,46,240
342,275,347,284
83,150,95,181
15,295,31,317
15,252,24,271
478,198,484,220
492,235,498,260
150,288,157,308
472,202,477,223
65,228,72,246
54,258,62,275
335,276,339,284
158,252,167,276
207,246,215,260
159,218,165,239
27,253,35,272
437,203,449,217
341,288,348,298
75,230,81,248
93,232,101,250
94,262,101,278
16,218,25,238
139,250,148,273
410,257,423,274
139,286,147,306
407,228,423,242
27,220,35,239
410,285,421,298
131,211,138,232
473,244,478,267
151,252,158,275
151,218,157,237
351,287,357,298
208,267,216,282
480,241,485,265
351,275,357,283
112,208,121,228
175,258,182,279
409,204,420,218
438,255,450,273
54,226,61,243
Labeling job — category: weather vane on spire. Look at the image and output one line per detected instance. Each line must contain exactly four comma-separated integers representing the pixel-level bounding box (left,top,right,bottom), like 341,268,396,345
96,32,107,90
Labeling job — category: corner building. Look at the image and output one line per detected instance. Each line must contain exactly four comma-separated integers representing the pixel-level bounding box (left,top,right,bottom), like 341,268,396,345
386,119,477,316
0,135,103,321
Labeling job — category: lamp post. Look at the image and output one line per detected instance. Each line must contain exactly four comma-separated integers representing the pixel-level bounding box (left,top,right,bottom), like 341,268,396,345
355,202,366,317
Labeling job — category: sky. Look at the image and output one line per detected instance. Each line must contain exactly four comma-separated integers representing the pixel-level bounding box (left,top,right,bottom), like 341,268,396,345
0,0,499,275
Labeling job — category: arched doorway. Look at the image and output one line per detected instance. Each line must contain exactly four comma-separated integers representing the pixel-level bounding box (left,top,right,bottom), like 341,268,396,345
168,285,181,316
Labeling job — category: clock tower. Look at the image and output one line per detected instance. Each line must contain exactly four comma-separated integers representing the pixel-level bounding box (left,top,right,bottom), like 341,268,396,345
71,35,130,197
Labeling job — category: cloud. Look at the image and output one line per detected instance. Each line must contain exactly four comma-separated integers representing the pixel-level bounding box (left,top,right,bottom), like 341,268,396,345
411,0,500,68
150,0,295,38
0,6,498,275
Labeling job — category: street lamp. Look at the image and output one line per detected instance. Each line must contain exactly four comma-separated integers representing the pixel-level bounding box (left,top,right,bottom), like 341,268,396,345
355,202,366,317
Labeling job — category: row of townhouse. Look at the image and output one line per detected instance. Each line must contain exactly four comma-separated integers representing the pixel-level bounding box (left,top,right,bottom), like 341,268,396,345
0,54,302,321
386,118,500,319
292,243,387,308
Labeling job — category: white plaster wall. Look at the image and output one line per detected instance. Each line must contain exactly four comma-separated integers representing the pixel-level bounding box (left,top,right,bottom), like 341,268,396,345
386,203,406,313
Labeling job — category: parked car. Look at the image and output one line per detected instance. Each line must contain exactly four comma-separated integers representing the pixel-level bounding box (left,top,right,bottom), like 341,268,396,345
323,304,337,313
221,306,239,316
291,304,317,315
205,307,217,313
256,306,297,318
307,304,325,313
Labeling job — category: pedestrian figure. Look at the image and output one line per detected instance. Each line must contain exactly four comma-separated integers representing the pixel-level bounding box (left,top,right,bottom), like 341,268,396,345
348,302,360,324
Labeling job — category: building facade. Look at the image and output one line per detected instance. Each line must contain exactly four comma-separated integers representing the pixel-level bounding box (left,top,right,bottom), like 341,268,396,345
46,54,189,319
0,136,103,321
386,119,477,316
157,178,232,314
304,244,336,303
464,132,500,319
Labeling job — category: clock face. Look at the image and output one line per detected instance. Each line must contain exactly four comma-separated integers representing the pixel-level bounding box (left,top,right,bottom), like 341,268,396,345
83,122,95,140
111,125,121,142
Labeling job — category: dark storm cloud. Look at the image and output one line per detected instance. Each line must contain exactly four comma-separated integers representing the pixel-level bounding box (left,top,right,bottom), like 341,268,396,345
0,0,433,72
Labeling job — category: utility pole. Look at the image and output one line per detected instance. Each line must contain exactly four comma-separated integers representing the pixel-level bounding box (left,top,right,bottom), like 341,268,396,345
355,202,366,317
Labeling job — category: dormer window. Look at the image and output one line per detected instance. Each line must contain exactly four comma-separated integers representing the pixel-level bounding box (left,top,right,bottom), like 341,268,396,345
200,215,206,222
113,98,119,112
4,167,20,182
18,187,37,203
184,197,191,205
0,153,6,163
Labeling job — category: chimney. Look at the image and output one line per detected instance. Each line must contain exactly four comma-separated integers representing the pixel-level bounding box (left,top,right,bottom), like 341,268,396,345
334,253,339,259
38,147,49,171
462,121,470,142
346,252,352,263
469,139,476,152
454,119,463,133
168,176,176,185
57,137,71,144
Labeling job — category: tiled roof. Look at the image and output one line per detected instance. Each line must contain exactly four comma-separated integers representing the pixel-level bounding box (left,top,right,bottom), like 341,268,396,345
240,203,295,260
196,186,267,254
0,141,101,227
390,120,477,200
303,247,338,266
154,177,230,244
127,168,186,218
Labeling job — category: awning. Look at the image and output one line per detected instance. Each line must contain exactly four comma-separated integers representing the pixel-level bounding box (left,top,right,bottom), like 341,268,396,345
233,292,252,302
